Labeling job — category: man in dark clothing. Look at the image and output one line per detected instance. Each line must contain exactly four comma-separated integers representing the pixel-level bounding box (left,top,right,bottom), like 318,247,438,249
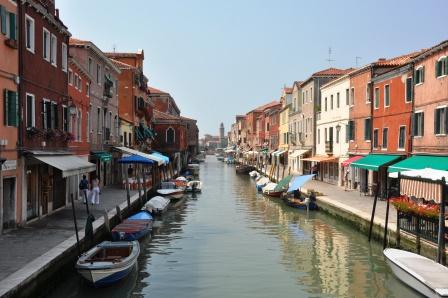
79,175,89,203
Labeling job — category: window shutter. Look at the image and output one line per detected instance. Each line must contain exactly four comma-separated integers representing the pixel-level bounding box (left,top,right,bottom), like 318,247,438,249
8,12,16,40
436,61,440,77
12,91,18,127
3,89,7,125
421,112,424,137
54,104,59,129
445,108,448,135
434,109,438,134
445,57,448,75
410,113,415,136
0,6,6,35
422,66,425,83
41,101,45,129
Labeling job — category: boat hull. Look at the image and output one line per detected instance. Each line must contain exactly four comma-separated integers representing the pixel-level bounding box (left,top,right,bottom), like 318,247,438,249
263,191,283,198
284,199,318,210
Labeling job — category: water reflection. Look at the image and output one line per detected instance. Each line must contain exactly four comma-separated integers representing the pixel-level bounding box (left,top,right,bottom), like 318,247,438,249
47,158,422,298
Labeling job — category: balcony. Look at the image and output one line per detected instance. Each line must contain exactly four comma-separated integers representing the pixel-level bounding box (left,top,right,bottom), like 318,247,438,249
325,140,333,154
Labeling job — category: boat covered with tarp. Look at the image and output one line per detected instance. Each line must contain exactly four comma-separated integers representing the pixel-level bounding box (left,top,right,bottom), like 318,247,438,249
143,196,170,214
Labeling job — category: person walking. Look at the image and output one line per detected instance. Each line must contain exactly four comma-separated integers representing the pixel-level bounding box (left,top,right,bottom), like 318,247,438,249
91,177,100,205
79,175,89,203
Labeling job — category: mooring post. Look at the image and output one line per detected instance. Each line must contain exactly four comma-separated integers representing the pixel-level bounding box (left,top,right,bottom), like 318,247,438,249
396,211,401,248
124,166,131,209
142,171,148,202
83,189,90,215
383,195,390,249
70,194,81,257
368,188,379,242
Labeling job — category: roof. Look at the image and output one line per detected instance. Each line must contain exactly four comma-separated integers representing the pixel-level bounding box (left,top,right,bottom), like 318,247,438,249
153,110,181,121
412,40,448,62
374,50,426,66
250,100,281,113
180,115,197,122
283,87,293,94
109,59,137,70
312,67,354,77
148,86,169,95
293,81,303,89
104,50,144,59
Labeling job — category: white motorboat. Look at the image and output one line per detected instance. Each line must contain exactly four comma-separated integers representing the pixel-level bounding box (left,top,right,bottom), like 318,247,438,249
249,170,259,178
186,180,202,193
256,177,270,191
76,241,140,287
143,196,170,214
384,248,448,297
157,188,184,196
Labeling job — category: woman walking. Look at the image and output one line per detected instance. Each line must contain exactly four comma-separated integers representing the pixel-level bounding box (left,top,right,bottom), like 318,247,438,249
91,177,101,205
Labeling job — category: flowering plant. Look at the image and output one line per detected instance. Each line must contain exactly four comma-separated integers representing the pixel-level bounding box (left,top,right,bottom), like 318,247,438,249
390,195,440,219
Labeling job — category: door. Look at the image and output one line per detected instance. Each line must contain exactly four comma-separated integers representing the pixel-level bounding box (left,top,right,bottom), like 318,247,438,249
27,166,38,220
3,177,16,229
53,171,66,210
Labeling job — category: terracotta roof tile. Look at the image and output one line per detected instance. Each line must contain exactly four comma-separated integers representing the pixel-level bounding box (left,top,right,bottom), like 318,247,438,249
312,67,354,76
374,50,426,67
180,115,197,122
104,51,144,58
109,59,136,70
153,110,181,121
148,86,169,94
284,87,293,94
69,37,89,46
252,100,281,113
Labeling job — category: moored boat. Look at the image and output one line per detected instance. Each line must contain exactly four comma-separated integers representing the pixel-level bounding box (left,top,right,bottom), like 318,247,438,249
262,182,283,197
249,170,259,178
111,211,153,241
283,197,318,210
157,188,184,196
236,165,255,174
76,241,140,287
186,180,202,193
256,177,270,191
384,248,448,298
142,196,170,215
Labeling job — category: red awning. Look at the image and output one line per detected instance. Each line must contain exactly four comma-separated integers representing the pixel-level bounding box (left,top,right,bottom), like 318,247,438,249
341,155,363,167
400,178,443,203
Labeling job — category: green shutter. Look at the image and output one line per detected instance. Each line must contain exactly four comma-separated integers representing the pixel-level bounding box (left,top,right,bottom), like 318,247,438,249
422,66,425,83
8,12,16,40
0,6,6,35
3,89,7,125
410,113,415,136
445,57,448,75
421,112,424,137
6,90,17,127
434,109,438,134
436,61,441,77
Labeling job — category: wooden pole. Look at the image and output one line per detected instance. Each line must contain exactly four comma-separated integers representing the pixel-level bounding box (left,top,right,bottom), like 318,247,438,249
437,178,446,264
383,196,390,249
137,171,142,204
83,188,90,215
416,215,421,254
368,187,379,242
124,165,131,209
142,170,148,202
70,194,81,257
396,211,401,248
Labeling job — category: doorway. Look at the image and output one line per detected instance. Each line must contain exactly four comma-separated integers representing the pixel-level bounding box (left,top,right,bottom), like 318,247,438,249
3,177,16,229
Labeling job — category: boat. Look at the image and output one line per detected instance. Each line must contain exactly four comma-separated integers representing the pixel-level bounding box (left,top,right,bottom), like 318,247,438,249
187,163,200,176
384,248,448,298
142,196,170,214
186,180,202,193
217,155,224,161
256,177,270,191
262,182,283,197
111,211,153,241
283,197,318,210
249,170,259,178
157,188,184,196
76,241,140,287
235,165,255,174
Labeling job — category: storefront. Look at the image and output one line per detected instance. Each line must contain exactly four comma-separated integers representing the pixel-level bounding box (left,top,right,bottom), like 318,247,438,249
302,155,339,185
90,151,113,187
288,149,310,174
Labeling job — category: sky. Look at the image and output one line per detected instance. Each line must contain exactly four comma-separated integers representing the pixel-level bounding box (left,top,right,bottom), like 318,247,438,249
57,0,447,137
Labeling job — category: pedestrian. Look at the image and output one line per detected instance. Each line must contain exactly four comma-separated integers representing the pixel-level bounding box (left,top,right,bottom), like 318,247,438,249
344,167,350,191
312,164,318,179
91,177,100,205
79,175,89,203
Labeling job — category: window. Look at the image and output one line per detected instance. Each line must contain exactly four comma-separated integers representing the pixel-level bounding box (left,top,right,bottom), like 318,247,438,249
346,88,349,106
97,107,101,135
366,85,371,103
25,15,35,52
324,97,327,111
436,57,448,78
50,102,58,129
86,111,90,142
302,92,305,105
123,132,127,146
62,105,68,132
96,64,101,84
384,85,390,107
382,128,388,149
330,95,333,110
413,112,424,137
336,126,339,143
405,77,413,102
373,129,379,148
414,66,425,85
398,126,406,149
336,92,340,108
317,129,320,144
78,77,82,92
50,34,57,66
3,90,18,127
364,118,371,141
42,28,50,61
1,8,17,41
350,88,355,106
348,120,355,141
434,107,448,135
77,110,82,141
374,87,380,109
42,100,51,129
26,93,35,128
345,124,350,143
86,83,90,97
88,57,93,74
128,133,132,146
74,74,78,89
62,43,67,72
68,69,73,85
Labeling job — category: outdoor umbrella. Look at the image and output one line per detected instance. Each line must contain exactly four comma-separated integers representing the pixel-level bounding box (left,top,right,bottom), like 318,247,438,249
286,175,315,193
118,154,154,165
274,175,293,192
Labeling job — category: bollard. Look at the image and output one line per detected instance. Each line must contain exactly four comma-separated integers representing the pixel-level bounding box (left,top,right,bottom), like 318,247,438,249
116,205,122,223
103,209,110,235
70,194,81,257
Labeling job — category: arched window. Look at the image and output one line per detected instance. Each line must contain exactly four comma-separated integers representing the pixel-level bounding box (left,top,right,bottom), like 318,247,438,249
166,127,175,144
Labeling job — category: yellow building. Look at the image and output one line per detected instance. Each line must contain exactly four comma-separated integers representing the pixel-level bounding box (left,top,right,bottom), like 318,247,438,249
278,87,292,151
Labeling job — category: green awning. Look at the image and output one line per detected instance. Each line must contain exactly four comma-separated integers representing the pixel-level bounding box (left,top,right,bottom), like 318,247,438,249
93,152,112,162
388,155,448,173
274,175,293,191
351,154,402,171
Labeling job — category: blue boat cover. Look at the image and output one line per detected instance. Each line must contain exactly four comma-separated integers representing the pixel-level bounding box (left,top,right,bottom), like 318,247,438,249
287,175,315,193
128,211,153,220
118,155,154,165
151,151,170,164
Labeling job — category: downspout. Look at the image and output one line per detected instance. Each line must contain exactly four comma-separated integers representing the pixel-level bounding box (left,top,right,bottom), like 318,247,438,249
18,0,23,150
410,62,415,156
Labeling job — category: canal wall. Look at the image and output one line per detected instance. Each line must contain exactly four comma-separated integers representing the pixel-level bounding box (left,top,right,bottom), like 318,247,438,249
0,190,155,298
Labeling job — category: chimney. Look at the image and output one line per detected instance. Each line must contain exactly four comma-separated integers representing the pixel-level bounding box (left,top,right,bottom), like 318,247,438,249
378,58,386,61
55,9,59,18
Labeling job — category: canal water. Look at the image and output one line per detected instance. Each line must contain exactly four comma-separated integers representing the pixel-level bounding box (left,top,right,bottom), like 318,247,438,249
47,157,421,298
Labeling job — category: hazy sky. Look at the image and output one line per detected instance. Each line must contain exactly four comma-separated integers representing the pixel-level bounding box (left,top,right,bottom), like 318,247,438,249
58,0,447,137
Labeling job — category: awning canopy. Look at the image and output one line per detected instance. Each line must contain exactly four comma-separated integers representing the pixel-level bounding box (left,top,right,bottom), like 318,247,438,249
274,175,293,191
302,155,338,163
388,155,448,173
151,151,170,164
114,146,165,165
118,154,154,165
400,177,444,203
287,174,315,193
389,168,448,182
274,150,286,157
92,151,112,162
34,155,96,178
289,149,309,158
341,155,363,167
351,154,402,171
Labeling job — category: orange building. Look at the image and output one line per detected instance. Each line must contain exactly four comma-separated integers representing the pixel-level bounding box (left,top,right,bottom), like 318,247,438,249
0,0,22,231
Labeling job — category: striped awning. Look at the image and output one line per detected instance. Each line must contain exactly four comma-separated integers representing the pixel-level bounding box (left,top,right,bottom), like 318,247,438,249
400,178,443,203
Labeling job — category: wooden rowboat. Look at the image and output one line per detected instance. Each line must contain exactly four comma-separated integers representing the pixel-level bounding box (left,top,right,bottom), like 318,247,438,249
384,248,448,297
111,211,153,241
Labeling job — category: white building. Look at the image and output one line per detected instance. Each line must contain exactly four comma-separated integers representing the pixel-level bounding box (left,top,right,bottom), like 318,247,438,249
315,74,351,186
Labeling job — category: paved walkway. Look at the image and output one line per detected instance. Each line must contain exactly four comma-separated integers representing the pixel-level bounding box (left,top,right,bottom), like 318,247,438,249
0,186,138,281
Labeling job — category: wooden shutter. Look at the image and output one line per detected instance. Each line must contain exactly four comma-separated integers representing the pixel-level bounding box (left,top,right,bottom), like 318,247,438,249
445,108,448,135
434,109,438,134
410,113,415,136
421,112,424,136
41,101,45,129
8,12,15,40
422,66,425,83
0,6,6,35
445,58,448,75
436,61,441,77
54,103,59,129
3,89,7,125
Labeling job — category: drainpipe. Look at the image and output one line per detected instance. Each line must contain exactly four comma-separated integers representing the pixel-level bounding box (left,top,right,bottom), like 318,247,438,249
410,62,415,155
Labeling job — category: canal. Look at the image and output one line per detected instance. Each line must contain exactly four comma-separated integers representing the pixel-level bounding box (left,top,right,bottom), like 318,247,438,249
47,157,421,298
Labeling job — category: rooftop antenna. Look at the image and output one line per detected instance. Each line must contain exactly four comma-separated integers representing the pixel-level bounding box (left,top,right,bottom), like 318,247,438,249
326,47,335,66
112,44,117,53
355,56,362,67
